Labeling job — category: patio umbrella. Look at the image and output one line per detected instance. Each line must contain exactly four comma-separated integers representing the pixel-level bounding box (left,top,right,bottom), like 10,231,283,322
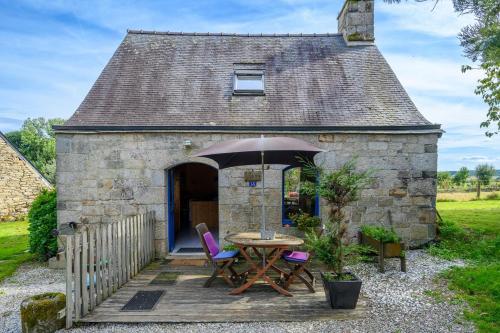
193,135,325,239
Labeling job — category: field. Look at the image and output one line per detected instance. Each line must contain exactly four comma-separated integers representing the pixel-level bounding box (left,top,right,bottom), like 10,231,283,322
437,191,500,202
434,199,500,333
0,220,33,282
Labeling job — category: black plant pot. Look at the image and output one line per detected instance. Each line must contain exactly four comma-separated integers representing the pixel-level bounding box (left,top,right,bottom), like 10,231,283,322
321,272,362,309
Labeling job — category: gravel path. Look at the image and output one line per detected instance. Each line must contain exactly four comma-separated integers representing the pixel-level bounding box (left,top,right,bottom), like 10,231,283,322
0,250,475,333
0,262,65,333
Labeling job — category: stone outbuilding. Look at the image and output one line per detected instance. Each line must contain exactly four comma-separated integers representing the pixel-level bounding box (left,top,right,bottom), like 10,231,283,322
0,131,52,221
55,0,442,257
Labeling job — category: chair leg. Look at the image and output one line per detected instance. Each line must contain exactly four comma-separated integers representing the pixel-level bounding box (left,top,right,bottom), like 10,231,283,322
283,263,316,293
204,268,219,288
303,267,315,286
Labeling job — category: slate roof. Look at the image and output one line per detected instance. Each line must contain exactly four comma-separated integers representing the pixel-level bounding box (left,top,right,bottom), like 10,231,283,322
60,31,437,131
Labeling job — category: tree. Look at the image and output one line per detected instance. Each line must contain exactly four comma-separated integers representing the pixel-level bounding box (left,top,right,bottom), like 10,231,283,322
5,118,65,183
301,159,371,276
437,171,453,189
453,166,470,185
385,0,500,136
475,163,496,197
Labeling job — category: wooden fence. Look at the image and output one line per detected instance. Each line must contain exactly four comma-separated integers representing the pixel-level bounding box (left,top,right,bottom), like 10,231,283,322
64,211,155,328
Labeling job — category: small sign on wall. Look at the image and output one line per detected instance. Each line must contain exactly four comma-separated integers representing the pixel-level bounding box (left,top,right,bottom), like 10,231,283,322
248,181,257,187
244,170,262,182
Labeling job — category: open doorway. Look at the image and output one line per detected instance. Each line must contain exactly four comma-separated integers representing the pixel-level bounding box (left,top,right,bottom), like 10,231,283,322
167,163,218,254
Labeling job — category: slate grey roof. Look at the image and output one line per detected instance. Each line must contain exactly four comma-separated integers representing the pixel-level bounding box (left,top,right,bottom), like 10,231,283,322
60,31,437,131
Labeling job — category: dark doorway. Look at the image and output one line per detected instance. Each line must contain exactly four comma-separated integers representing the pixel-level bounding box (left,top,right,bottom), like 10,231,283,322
167,163,218,253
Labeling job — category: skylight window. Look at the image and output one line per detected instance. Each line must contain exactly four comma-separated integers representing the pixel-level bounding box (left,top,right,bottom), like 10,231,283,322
233,70,265,95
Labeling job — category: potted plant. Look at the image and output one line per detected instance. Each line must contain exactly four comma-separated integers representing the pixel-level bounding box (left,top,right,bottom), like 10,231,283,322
301,159,371,309
359,225,406,272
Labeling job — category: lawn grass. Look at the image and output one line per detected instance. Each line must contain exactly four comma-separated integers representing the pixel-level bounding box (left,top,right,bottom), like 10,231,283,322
433,199,500,332
0,220,34,282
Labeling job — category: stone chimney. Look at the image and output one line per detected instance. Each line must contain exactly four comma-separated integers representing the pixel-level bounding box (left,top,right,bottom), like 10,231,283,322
337,0,374,43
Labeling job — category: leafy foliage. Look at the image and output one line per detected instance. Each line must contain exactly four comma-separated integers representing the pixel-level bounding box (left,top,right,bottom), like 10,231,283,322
302,159,371,275
360,225,401,243
5,118,65,183
475,163,496,197
28,189,58,260
476,163,496,185
289,212,321,231
437,171,453,189
453,166,470,186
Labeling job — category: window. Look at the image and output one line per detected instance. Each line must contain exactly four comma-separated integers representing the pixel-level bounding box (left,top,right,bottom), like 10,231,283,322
282,167,319,226
233,70,264,95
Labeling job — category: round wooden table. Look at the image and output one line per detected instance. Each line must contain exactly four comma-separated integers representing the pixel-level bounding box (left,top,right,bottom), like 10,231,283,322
225,232,303,297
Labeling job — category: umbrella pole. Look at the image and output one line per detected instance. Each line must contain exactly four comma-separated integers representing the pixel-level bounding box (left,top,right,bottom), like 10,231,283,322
261,149,266,268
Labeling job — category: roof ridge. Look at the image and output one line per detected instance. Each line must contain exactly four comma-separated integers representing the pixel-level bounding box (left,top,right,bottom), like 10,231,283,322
126,29,342,37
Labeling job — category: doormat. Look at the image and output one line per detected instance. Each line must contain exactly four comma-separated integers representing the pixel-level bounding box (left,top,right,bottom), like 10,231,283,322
121,290,165,311
149,272,181,285
169,259,207,267
176,247,204,253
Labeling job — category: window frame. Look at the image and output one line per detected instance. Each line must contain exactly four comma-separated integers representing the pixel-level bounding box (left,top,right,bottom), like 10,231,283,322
281,166,320,226
233,70,265,95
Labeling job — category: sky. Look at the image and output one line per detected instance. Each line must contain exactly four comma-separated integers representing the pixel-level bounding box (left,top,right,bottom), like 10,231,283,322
0,0,498,171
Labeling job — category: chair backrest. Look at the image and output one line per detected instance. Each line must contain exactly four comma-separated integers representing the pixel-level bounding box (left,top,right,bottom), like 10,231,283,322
195,223,216,261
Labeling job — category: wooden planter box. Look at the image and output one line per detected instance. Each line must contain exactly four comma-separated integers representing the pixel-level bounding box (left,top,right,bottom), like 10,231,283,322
358,232,407,273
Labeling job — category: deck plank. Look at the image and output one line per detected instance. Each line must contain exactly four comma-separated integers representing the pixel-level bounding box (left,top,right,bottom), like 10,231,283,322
79,262,367,323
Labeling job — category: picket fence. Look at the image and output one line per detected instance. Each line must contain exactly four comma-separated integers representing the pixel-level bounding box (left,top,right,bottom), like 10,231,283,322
64,211,155,328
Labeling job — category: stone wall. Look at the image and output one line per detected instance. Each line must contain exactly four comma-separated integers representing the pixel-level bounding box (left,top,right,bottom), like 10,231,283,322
0,136,51,221
338,0,374,42
56,132,439,257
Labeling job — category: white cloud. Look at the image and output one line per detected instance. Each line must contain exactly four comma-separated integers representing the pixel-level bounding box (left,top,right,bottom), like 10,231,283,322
377,0,475,38
461,156,497,162
385,54,482,98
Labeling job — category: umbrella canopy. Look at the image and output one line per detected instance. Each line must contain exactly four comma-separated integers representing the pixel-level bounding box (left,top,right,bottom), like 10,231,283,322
193,136,325,169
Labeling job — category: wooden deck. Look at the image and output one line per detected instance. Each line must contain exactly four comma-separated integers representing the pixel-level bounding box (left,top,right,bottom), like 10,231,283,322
79,259,367,323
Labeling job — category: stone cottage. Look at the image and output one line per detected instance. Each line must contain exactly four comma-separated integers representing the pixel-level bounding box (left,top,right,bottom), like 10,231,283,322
0,131,52,221
55,0,442,257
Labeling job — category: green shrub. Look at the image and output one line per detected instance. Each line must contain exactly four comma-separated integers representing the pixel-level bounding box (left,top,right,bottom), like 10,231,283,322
289,212,321,231
28,189,57,260
360,225,401,243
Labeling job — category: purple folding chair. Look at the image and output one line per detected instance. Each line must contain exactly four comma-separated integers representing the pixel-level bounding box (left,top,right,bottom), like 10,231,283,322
281,250,315,293
195,223,240,287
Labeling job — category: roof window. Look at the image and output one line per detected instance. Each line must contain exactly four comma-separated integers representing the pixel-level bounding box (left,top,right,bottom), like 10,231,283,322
233,70,265,95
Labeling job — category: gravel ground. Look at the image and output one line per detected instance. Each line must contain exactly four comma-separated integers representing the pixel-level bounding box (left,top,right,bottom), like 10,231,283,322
0,262,65,333
0,250,475,333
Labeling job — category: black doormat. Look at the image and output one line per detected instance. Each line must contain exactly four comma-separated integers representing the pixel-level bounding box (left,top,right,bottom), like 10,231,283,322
149,272,181,285
176,247,203,253
121,290,164,311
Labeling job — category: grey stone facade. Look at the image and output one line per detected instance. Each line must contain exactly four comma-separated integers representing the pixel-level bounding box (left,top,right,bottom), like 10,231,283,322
56,131,438,257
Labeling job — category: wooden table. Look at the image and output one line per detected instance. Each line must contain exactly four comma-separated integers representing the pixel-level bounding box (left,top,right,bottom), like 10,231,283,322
225,232,303,297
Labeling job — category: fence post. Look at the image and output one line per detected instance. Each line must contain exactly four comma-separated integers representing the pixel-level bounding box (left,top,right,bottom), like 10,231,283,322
65,235,73,329
81,228,89,316
89,227,96,311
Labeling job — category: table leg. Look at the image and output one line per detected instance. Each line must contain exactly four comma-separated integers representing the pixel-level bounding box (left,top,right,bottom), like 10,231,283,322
252,247,288,276
230,247,292,297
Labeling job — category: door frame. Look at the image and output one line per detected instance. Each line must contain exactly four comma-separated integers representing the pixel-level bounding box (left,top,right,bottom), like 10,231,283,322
167,168,175,252
166,162,219,253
